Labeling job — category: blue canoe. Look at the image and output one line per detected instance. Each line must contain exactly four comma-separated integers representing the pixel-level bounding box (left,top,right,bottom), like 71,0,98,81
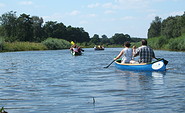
115,59,168,71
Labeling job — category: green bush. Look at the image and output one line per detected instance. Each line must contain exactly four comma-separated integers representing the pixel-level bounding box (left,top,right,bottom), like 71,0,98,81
42,38,71,50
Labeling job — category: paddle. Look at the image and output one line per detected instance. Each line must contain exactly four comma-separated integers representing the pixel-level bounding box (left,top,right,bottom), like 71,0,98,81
104,60,115,68
155,57,168,65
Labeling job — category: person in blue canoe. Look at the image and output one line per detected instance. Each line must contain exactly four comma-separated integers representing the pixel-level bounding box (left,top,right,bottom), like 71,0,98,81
114,41,133,63
133,39,155,63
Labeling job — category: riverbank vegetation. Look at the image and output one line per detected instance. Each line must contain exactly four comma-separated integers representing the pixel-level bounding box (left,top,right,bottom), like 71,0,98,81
147,34,185,51
0,11,185,52
2,42,47,52
41,38,71,50
147,12,185,51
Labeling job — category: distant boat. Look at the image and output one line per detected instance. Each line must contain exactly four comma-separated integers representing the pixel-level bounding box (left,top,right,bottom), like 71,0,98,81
94,45,104,50
71,50,82,56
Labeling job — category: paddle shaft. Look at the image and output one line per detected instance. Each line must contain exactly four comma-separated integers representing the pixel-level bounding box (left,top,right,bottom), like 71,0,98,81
154,57,168,65
104,60,115,68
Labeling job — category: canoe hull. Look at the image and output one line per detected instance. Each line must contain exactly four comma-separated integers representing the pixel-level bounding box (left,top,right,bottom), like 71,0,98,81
71,51,82,56
94,48,104,50
115,59,167,71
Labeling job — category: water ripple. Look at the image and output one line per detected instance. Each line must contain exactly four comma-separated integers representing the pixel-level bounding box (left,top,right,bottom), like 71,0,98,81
0,49,184,113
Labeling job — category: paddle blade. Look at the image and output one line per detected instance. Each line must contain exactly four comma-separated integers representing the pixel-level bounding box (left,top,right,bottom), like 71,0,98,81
163,59,168,65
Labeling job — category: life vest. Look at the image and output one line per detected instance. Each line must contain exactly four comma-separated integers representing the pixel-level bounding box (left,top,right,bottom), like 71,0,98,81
73,48,79,52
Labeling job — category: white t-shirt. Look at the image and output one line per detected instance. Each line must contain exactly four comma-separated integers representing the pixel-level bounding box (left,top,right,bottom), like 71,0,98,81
122,48,133,63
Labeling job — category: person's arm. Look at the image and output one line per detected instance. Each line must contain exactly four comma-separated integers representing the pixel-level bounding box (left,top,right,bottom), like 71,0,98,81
114,50,124,60
133,48,139,57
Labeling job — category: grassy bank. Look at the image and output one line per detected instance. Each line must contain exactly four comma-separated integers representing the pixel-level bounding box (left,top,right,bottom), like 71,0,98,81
2,42,47,52
0,38,71,52
147,34,185,51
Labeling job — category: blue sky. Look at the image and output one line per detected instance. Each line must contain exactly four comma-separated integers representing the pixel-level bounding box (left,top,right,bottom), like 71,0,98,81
0,0,184,38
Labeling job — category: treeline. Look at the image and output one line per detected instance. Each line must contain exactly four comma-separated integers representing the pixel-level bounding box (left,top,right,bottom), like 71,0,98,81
0,11,142,48
0,11,90,43
1,11,185,51
147,12,185,51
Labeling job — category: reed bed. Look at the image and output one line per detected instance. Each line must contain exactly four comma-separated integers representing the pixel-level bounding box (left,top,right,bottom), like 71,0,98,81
2,42,47,52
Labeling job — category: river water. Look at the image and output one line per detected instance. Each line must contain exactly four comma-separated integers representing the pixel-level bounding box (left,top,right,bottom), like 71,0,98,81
0,48,184,113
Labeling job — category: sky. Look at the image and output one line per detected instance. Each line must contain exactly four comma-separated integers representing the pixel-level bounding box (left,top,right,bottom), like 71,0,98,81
0,0,184,38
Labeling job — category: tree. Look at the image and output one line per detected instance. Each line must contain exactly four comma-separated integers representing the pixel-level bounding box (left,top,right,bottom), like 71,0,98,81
100,34,110,44
90,34,100,44
43,21,58,38
16,13,33,41
53,22,67,39
0,11,17,41
148,16,162,38
161,16,181,38
32,16,44,42
181,12,185,34
66,26,90,43
111,33,131,44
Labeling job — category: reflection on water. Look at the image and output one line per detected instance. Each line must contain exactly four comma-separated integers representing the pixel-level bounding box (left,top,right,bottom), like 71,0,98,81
115,70,166,90
151,72,165,85
0,49,185,113
139,71,166,85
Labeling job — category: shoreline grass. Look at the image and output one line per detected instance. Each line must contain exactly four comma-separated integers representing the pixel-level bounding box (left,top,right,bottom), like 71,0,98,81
2,42,47,52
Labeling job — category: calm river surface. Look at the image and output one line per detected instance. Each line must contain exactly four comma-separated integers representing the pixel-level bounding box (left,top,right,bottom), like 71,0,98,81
0,48,184,113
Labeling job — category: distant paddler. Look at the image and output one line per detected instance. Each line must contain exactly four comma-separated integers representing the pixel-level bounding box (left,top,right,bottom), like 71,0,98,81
69,41,84,55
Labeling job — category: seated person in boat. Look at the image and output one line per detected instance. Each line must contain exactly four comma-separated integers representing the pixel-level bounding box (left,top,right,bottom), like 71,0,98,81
94,45,104,49
98,45,104,49
130,45,138,64
133,39,155,63
114,41,133,63
70,44,84,53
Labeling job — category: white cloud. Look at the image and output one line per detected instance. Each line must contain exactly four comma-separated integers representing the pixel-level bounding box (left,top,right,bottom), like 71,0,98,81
151,0,166,2
104,10,115,14
146,13,158,20
19,1,33,5
87,3,100,8
87,14,97,17
79,20,88,24
102,3,118,9
42,13,64,22
120,16,134,20
114,0,149,9
169,11,184,16
68,10,80,16
0,3,5,8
